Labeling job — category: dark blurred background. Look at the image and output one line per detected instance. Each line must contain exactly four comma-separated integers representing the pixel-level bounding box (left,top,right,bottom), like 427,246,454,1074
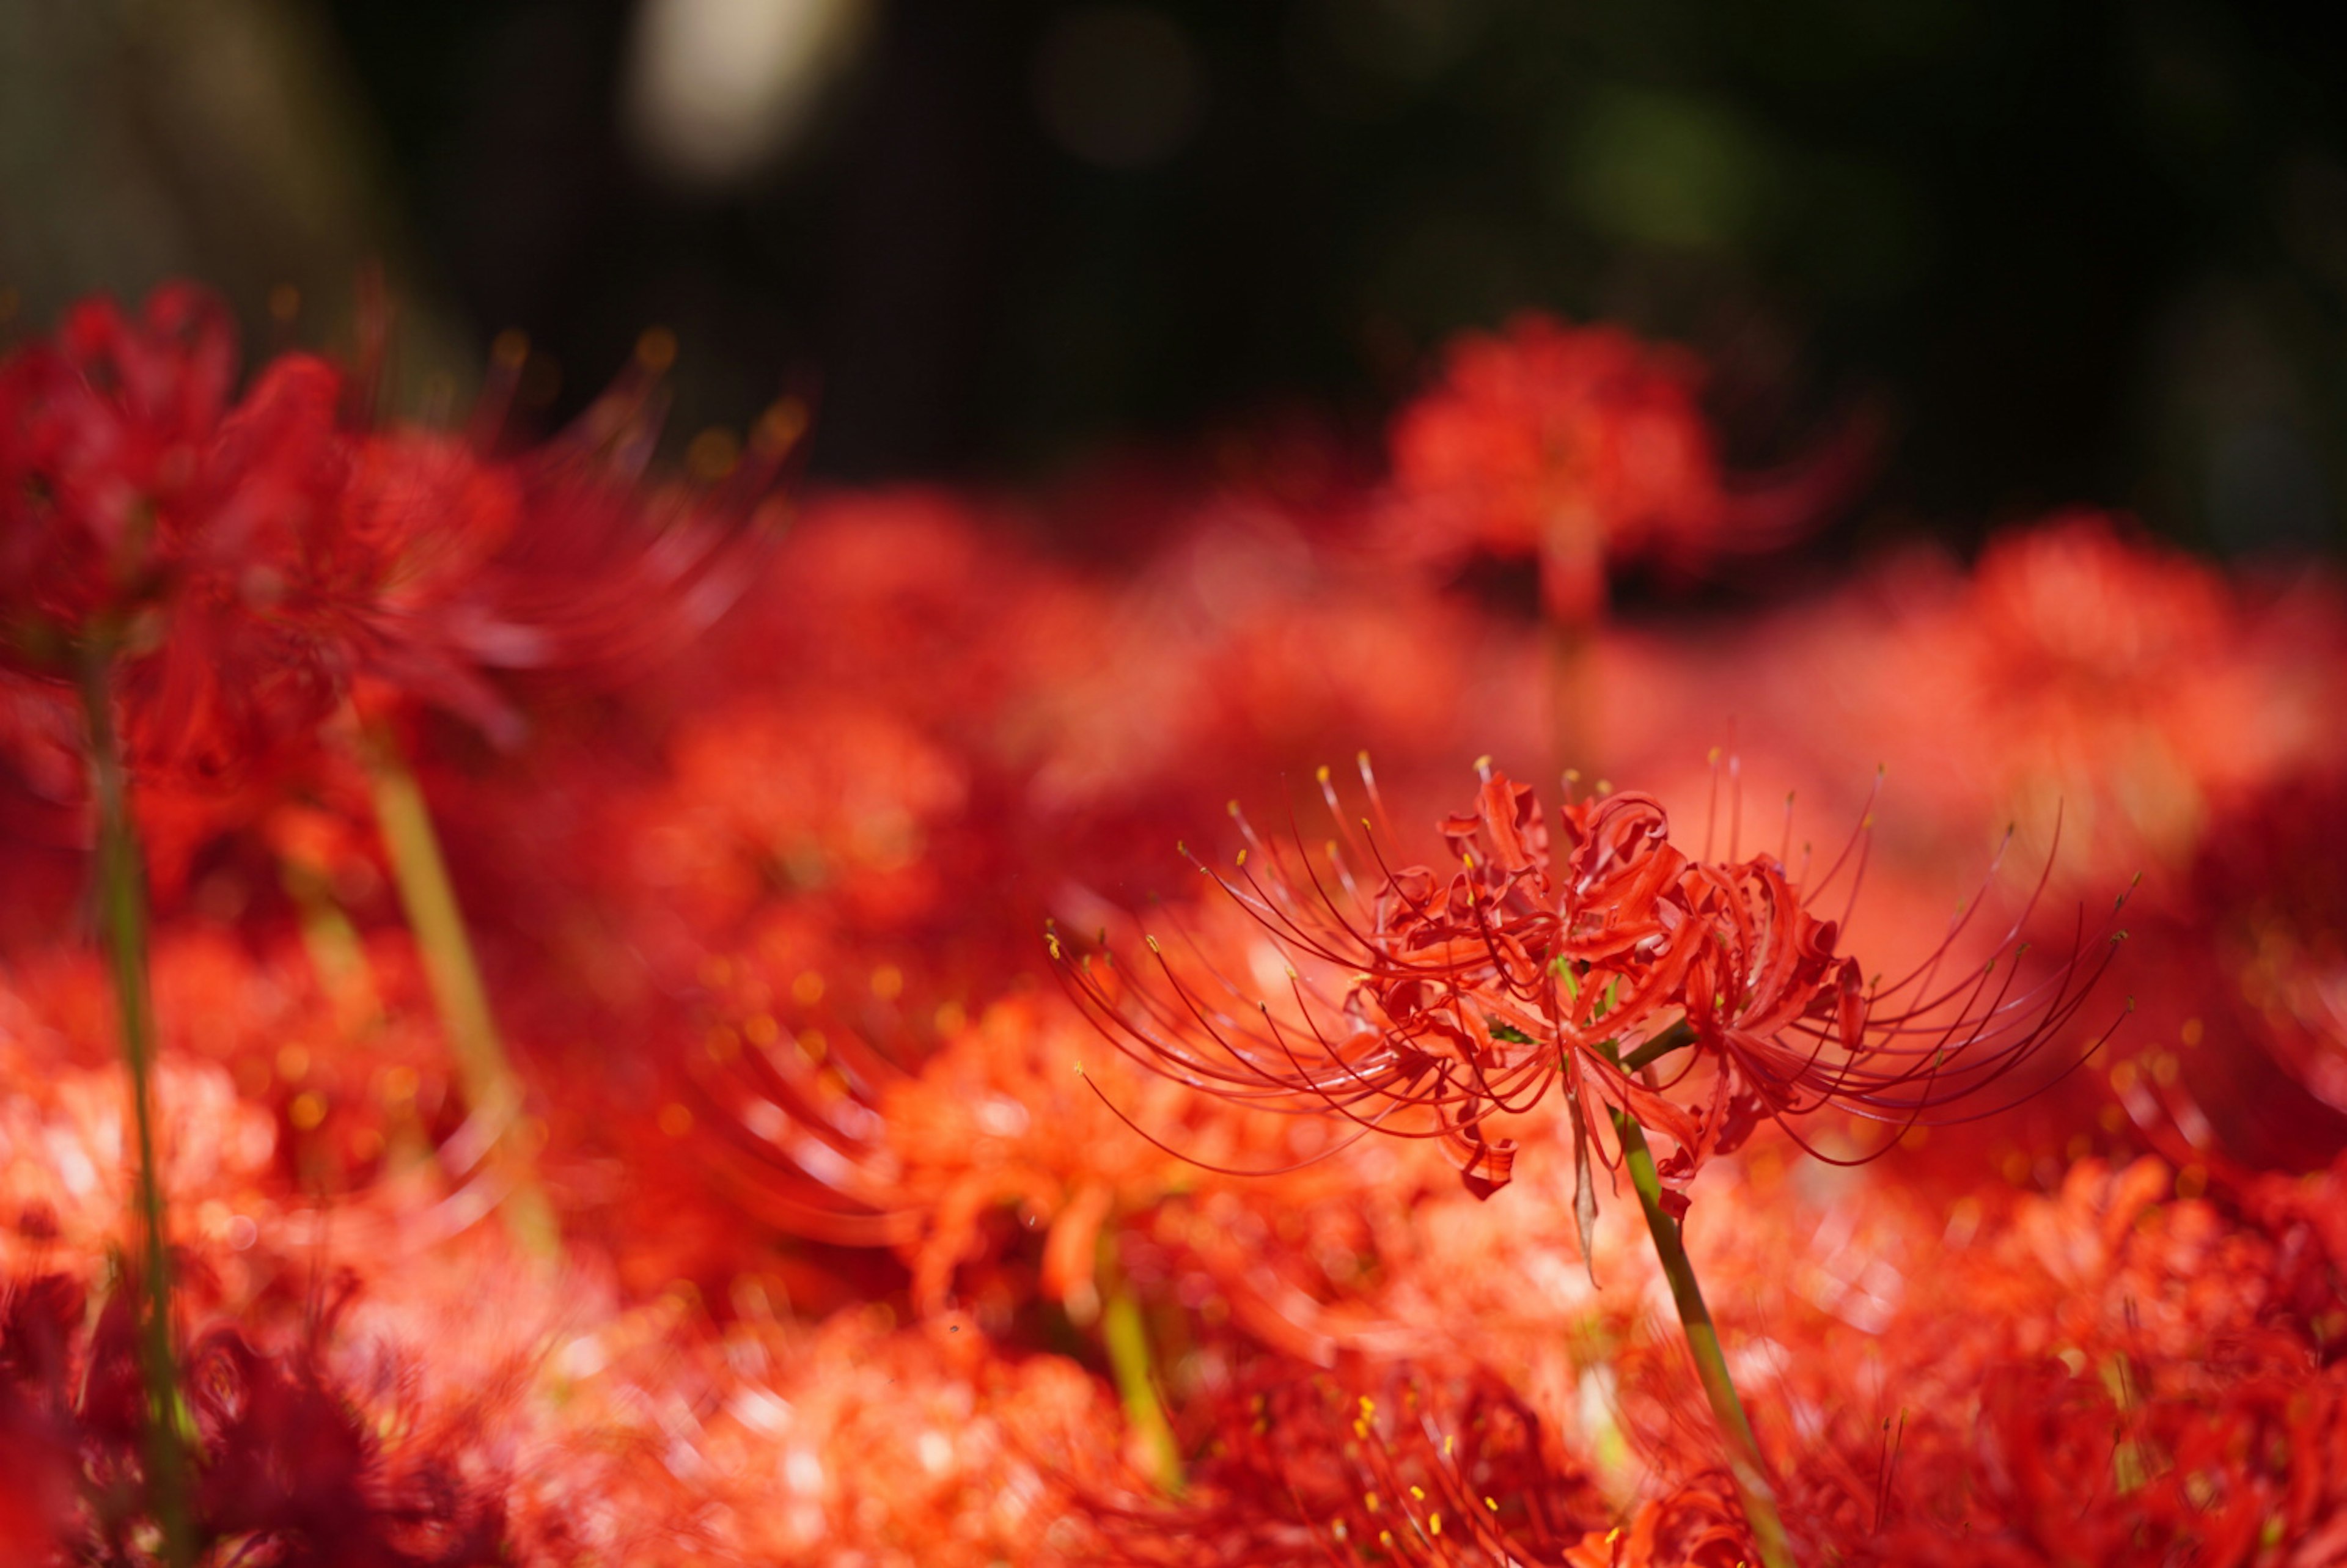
6,0,2347,555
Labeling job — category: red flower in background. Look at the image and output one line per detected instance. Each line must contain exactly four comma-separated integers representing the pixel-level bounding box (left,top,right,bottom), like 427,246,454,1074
1090,1355,1637,1566
1384,314,1854,621
0,285,350,788
0,285,788,881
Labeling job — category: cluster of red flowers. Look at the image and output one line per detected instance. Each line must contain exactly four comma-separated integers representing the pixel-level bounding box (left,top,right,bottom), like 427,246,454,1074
0,285,779,888
1,289,2343,1563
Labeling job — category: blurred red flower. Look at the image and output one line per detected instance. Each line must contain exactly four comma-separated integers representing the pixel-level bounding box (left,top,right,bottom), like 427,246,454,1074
1384,314,1847,620
0,285,785,885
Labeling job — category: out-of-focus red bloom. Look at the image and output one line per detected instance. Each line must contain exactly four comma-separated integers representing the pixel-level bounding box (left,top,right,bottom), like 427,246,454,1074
2099,774,2347,1177
1791,514,2347,889
0,285,789,885
1384,315,1845,621
1091,1355,1622,1566
2187,774,2347,1120
694,1308,1133,1566
1758,1156,2347,1564
0,1266,509,1564
1058,766,2121,1214
0,286,349,788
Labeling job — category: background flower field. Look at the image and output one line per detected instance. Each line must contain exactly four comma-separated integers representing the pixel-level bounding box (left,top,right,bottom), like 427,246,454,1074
4,5,2347,1564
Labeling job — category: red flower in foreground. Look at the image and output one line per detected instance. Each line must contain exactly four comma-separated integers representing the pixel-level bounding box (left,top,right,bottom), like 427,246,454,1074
0,1269,506,1564
1056,763,2125,1214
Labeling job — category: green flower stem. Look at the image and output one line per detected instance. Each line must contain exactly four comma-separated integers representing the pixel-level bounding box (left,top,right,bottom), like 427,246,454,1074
360,723,557,1260
1600,1038,1794,1568
1101,1283,1185,1495
1620,1018,1697,1075
79,656,194,1568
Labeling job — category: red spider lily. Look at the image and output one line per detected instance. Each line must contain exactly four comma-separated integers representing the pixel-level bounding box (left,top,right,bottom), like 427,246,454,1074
2183,772,2347,1124
1089,1357,1613,1565
0,286,350,796
1741,1155,2347,1563
693,1307,1133,1566
0,1268,507,1564
1383,314,1857,621
0,285,792,883
1760,513,2347,891
1087,1351,1765,1567
1054,761,2125,1220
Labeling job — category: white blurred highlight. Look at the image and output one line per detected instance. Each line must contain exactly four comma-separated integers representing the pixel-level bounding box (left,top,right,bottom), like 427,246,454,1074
623,0,873,189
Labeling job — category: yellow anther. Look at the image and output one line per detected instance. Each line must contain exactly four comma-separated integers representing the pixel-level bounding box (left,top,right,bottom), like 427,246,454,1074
1430,1512,1442,1535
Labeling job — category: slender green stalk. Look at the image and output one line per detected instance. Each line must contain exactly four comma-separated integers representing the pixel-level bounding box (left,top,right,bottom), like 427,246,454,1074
1602,1080,1795,1568
359,722,557,1259
1621,1018,1697,1075
1101,1284,1185,1494
79,656,195,1568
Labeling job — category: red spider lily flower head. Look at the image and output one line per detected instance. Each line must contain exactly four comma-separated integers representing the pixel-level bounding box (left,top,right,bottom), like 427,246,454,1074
331,353,801,748
1732,1155,2347,1564
0,285,795,883
698,1308,1133,1565
1087,1351,1769,1567
0,1266,509,1564
2096,772,2347,1175
0,285,350,782
1383,314,1855,621
1087,1355,1620,1565
1832,511,2347,888
2184,772,2347,1128
1054,760,2126,1229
